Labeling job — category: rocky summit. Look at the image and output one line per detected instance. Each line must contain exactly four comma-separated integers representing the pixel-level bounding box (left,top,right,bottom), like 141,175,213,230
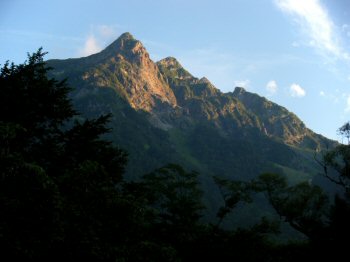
49,32,177,112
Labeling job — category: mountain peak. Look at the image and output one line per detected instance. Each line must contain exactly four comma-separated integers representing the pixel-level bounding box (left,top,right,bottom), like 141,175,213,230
157,57,193,80
101,32,146,60
157,57,183,69
119,32,135,41
233,86,246,95
198,77,211,84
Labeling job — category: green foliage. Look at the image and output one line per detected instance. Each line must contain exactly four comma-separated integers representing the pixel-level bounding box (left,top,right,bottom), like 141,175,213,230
0,49,75,164
314,125,350,255
337,121,350,144
321,144,350,190
213,176,252,226
254,173,329,239
0,159,62,258
142,164,204,229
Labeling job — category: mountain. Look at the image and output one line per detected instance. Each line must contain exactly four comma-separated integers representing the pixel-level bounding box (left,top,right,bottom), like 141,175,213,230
47,32,336,226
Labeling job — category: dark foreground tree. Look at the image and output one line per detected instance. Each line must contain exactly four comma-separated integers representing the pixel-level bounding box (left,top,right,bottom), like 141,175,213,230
316,121,350,255
0,50,131,260
140,164,204,260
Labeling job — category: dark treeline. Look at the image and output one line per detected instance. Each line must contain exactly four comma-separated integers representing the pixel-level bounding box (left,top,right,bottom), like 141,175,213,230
1,50,349,261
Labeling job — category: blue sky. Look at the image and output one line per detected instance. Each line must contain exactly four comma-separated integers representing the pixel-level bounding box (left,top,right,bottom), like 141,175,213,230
1,0,350,141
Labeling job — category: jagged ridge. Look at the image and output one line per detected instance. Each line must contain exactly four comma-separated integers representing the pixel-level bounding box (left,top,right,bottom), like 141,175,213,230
157,56,330,148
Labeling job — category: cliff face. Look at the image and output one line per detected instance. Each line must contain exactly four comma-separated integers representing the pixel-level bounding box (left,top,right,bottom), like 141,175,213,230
49,32,177,112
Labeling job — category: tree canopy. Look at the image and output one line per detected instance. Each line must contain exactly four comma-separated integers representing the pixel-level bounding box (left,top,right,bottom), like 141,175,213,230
0,50,128,260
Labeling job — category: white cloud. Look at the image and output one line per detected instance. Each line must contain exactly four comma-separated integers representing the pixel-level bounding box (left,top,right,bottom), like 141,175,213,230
78,24,123,57
266,80,278,94
79,35,101,57
94,25,122,43
275,0,350,61
318,90,341,103
234,79,250,89
289,83,306,97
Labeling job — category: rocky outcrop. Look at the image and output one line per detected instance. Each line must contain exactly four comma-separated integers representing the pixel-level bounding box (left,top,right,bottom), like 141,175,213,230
49,32,177,112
